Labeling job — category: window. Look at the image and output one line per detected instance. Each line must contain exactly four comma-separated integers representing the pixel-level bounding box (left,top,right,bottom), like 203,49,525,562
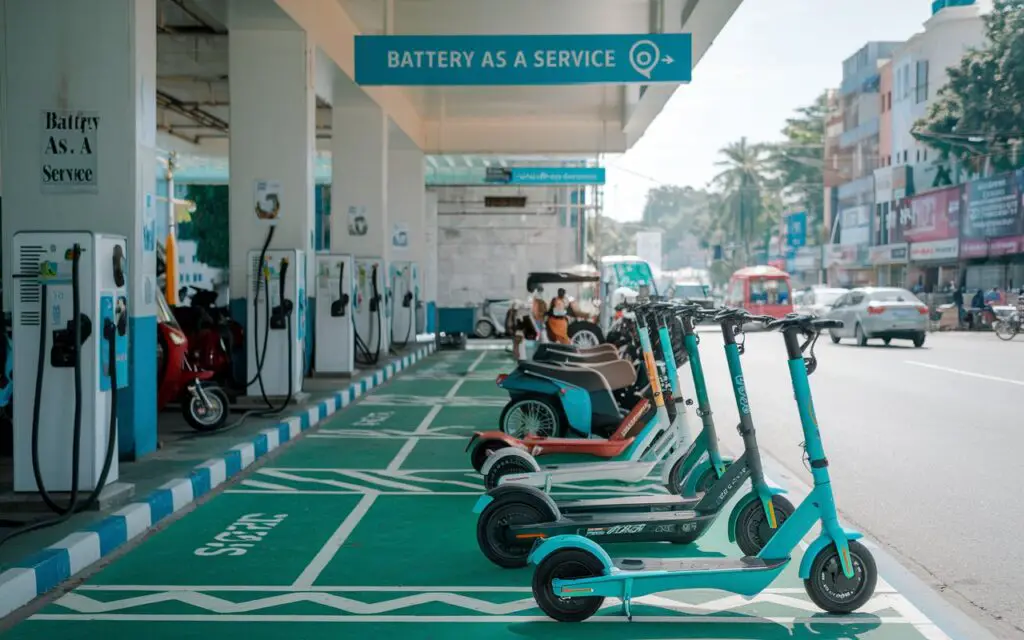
195,273,203,283
749,278,790,305
484,196,527,208
849,292,866,306
178,255,185,264
915,60,929,103
832,294,848,308
192,255,198,263
887,92,892,110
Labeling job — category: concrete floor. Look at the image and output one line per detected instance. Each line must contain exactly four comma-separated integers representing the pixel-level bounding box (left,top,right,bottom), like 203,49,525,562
690,328,1024,640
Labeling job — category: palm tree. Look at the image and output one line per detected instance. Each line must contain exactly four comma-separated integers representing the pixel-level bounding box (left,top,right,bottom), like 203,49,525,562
711,137,773,263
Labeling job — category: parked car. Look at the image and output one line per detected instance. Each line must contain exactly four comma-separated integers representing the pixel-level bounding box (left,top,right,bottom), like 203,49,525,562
824,287,929,347
796,286,848,317
667,281,715,311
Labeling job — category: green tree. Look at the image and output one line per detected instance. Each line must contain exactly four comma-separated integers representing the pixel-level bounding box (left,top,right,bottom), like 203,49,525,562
768,92,828,243
914,0,1024,172
180,185,230,269
711,137,773,262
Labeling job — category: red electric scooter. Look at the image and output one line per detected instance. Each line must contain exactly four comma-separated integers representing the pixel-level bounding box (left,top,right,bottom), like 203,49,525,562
157,291,230,431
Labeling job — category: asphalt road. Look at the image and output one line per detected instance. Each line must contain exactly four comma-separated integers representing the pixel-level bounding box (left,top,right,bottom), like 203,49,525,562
688,328,1024,640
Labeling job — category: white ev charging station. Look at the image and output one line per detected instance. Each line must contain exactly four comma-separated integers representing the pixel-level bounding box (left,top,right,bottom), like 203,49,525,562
12,231,129,494
389,261,418,350
314,253,355,374
353,257,388,366
246,248,306,399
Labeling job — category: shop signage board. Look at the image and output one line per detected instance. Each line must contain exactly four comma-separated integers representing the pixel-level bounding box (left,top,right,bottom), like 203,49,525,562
483,167,606,185
963,172,1021,239
869,243,909,265
892,185,962,244
354,33,693,85
910,238,959,262
785,211,807,248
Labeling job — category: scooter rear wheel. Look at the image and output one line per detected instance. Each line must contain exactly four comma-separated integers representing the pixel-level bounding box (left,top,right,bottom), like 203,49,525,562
477,496,555,568
733,495,795,556
470,440,509,473
499,396,564,439
532,549,606,622
483,455,535,490
804,540,877,613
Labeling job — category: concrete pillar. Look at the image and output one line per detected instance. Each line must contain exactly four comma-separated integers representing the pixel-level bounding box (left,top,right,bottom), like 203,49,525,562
227,25,316,374
423,191,439,332
0,0,158,459
386,149,425,338
331,103,388,257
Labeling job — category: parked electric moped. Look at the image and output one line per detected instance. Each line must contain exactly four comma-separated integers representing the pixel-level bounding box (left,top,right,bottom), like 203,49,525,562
478,306,692,491
528,314,878,622
472,306,791,568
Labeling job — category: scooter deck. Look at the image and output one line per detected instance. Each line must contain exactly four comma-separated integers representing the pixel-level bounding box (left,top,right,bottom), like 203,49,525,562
613,556,785,573
509,509,712,545
556,493,700,514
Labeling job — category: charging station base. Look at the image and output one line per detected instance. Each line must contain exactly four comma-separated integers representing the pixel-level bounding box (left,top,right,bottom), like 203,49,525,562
231,392,312,411
0,481,135,517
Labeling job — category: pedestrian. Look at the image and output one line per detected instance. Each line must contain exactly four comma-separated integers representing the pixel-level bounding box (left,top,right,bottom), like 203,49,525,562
953,285,965,329
546,288,571,345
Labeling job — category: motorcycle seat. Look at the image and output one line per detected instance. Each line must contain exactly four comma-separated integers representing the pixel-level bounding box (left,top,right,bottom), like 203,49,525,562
520,361,617,394
572,359,637,391
543,343,617,354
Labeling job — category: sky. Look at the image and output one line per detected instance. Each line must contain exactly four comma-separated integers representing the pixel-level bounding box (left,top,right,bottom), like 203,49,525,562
602,0,942,222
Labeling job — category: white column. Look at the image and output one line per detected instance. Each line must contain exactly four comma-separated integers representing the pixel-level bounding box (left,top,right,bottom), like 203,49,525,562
424,190,439,332
1,0,158,459
331,103,388,257
227,27,315,302
386,149,424,339
227,25,315,388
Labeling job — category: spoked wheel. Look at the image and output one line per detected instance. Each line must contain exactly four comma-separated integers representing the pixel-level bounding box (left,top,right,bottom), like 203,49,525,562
474,319,496,339
484,455,535,490
500,396,563,438
470,440,508,473
732,495,796,556
567,321,604,347
804,540,878,613
995,319,1019,341
182,385,230,432
476,497,555,568
532,549,606,622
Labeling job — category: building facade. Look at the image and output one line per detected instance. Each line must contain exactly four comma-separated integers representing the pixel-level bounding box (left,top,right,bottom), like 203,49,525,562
826,41,903,286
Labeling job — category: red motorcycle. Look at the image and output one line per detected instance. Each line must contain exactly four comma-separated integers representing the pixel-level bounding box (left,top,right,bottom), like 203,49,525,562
157,291,230,431
172,285,242,388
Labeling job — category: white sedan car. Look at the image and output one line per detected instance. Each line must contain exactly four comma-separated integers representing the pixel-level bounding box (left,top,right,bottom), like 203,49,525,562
825,287,929,347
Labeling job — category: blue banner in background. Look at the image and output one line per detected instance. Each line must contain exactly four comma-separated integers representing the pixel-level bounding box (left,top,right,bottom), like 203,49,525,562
355,33,693,86
786,211,808,248
485,167,606,185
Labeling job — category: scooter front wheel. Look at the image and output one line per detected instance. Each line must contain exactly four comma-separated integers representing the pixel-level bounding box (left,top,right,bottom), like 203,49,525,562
804,539,877,613
733,495,795,556
182,386,230,432
532,549,606,622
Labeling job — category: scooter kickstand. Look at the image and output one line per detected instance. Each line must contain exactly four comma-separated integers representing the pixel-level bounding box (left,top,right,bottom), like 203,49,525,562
621,579,634,621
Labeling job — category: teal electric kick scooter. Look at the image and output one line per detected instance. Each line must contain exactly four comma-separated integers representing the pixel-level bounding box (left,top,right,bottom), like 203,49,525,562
528,315,878,622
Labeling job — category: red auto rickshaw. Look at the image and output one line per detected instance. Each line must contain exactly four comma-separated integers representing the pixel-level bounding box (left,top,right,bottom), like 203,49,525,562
725,265,794,319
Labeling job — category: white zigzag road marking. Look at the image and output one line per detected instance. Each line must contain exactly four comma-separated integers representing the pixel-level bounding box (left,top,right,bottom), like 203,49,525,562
338,470,429,492
53,592,539,615
391,472,485,490
52,590,916,620
360,395,506,407
257,469,370,493
238,479,296,491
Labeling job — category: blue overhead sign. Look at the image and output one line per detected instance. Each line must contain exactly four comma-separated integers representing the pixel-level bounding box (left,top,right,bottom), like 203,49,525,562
354,33,692,86
786,211,808,248
485,167,606,185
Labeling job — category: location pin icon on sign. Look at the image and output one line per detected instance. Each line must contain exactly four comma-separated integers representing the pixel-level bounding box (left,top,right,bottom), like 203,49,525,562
629,40,662,79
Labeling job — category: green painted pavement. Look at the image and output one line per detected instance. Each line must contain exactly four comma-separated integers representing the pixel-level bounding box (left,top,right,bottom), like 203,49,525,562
0,350,940,639
87,493,365,586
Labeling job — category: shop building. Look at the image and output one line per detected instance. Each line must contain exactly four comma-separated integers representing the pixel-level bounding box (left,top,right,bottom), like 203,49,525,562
959,169,1024,291
894,184,963,291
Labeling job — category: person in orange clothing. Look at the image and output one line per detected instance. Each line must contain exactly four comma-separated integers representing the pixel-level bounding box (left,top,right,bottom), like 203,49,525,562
546,288,571,344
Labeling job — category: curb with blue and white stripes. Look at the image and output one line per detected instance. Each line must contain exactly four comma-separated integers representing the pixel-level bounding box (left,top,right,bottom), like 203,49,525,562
0,342,437,619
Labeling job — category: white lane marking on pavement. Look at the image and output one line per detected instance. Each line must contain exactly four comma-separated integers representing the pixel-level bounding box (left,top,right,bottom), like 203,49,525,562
29,614,916,625
905,361,1024,386
385,405,442,472
386,354,485,471
238,479,298,491
291,493,378,589
75,585,897,594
